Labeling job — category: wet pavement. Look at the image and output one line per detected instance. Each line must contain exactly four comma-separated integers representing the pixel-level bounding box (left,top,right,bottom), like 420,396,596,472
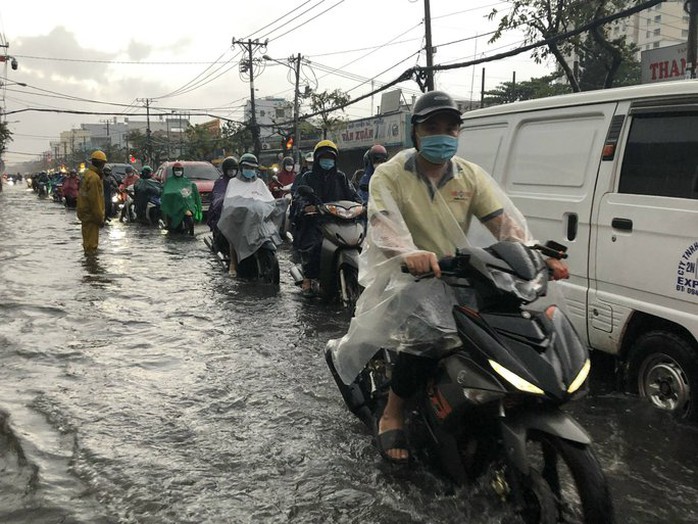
1,183,697,524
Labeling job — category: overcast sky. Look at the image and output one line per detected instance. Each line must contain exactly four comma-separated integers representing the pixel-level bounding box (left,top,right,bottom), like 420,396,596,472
0,0,553,169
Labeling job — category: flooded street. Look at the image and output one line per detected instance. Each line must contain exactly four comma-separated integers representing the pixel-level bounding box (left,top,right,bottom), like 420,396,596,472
1,183,697,524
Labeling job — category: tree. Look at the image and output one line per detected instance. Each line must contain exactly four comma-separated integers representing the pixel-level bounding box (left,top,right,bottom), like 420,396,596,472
220,121,254,158
309,89,351,139
488,0,642,91
0,121,12,158
483,73,572,105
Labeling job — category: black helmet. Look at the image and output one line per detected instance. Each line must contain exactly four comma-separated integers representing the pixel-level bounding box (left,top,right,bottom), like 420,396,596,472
411,91,461,125
282,156,294,167
221,156,239,174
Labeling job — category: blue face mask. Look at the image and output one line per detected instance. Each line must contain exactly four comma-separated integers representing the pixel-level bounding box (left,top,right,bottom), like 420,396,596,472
318,158,335,171
241,169,256,180
418,135,458,164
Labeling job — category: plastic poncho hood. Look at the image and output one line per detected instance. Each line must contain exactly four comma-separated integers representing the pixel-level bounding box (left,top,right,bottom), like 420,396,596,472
327,148,533,385
217,177,284,262
160,175,203,228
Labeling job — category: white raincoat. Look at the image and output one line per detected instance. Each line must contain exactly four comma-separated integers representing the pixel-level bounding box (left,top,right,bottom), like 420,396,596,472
327,149,533,385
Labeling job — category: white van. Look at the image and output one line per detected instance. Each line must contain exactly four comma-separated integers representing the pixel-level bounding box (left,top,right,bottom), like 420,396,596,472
458,80,698,421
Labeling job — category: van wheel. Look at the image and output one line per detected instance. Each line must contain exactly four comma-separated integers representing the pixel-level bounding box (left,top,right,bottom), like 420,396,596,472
627,331,698,421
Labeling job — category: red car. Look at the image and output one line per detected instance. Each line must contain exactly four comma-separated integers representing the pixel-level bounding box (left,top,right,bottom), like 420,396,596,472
155,161,220,212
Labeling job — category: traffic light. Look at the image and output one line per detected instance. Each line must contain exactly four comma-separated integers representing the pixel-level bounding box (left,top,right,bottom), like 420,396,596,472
129,155,136,163
284,135,294,153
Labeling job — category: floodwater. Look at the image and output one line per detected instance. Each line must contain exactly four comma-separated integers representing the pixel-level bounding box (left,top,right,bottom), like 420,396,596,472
1,182,697,524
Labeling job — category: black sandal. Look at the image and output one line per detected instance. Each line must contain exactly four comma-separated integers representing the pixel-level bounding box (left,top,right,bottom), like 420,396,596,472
374,420,410,465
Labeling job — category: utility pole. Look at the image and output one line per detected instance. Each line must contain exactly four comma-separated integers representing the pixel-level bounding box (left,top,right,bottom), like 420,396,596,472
233,37,267,158
423,0,435,91
686,0,698,79
137,98,153,163
292,53,302,164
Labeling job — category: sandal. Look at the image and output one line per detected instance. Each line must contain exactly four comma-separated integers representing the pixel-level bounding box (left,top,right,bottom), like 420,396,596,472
374,419,410,465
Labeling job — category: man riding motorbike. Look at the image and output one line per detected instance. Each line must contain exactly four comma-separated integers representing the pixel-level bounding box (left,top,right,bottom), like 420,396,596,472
134,166,162,225
217,153,283,278
327,91,568,464
269,156,296,199
357,144,388,203
207,156,239,256
62,169,80,208
291,140,359,297
160,161,202,235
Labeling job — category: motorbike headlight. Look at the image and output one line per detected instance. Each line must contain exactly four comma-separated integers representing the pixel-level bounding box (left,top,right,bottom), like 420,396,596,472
488,359,545,395
322,204,364,219
566,358,591,394
489,268,547,302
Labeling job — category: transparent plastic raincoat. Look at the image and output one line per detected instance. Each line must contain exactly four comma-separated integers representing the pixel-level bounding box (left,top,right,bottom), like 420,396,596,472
216,176,284,263
327,149,533,385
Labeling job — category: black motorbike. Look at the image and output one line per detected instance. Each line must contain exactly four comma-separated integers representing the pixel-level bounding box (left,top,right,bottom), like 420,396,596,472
289,185,365,310
326,241,614,524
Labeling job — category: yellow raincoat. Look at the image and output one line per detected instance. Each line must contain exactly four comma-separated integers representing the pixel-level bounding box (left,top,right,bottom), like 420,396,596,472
77,166,105,253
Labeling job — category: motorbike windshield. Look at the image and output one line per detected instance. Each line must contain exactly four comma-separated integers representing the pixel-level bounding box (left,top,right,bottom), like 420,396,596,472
217,177,284,262
328,148,533,385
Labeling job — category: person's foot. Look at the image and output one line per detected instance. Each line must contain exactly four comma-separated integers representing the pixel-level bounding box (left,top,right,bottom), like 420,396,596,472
301,279,315,298
377,411,409,463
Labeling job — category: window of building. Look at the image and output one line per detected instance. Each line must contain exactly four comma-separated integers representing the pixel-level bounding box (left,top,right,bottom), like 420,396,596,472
646,30,651,38
684,29,689,38
619,113,698,199
654,28,661,36
275,108,286,118
654,15,661,23
653,42,660,48
259,110,266,117
684,16,690,23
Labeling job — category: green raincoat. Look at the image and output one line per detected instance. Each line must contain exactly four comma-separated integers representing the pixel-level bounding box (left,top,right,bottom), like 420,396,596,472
160,175,203,228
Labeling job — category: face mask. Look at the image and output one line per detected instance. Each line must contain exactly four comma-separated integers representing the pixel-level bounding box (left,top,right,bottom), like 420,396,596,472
173,170,184,177
318,158,335,171
284,165,293,172
241,169,256,180
418,135,458,164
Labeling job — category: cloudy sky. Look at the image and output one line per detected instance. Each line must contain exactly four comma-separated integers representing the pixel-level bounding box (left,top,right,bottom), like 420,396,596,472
0,0,553,169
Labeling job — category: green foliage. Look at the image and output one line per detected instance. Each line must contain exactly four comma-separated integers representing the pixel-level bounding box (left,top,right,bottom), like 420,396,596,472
483,74,572,105
488,0,643,91
0,121,13,157
308,89,351,139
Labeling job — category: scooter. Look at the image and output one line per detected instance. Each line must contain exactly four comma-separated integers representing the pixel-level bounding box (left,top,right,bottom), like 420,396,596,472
208,198,284,284
289,185,365,311
119,185,137,223
326,241,614,524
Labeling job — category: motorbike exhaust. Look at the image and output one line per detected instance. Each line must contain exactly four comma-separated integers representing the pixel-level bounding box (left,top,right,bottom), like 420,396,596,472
289,265,304,285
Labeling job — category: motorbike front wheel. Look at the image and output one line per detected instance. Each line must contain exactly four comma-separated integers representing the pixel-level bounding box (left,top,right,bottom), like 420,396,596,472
338,265,362,314
255,249,280,285
528,432,614,524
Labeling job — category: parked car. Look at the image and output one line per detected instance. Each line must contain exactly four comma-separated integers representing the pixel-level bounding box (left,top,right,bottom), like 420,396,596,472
457,80,698,421
155,161,218,212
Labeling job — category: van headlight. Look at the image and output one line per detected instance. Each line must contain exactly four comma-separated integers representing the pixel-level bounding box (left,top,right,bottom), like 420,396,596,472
489,268,547,302
488,359,544,395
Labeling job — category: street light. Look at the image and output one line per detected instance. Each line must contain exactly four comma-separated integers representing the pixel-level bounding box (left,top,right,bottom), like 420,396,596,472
263,54,303,163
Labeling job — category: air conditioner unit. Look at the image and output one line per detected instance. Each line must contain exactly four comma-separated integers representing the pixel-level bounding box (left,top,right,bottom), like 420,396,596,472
261,143,270,150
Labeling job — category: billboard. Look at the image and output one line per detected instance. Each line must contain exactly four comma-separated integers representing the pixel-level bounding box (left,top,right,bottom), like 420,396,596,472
641,43,688,84
334,112,408,150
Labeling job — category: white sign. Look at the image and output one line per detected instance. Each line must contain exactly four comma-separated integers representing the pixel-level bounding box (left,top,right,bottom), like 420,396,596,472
334,112,407,150
641,43,688,84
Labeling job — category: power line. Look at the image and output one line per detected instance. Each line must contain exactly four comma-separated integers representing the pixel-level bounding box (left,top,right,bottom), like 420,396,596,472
265,0,345,43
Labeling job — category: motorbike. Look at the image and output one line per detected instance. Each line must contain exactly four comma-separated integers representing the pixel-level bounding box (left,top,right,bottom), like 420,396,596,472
289,185,365,311
118,185,137,223
51,181,64,203
326,241,614,524
212,180,284,284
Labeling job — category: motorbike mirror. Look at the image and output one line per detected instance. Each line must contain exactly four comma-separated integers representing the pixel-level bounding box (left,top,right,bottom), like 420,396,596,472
272,175,279,183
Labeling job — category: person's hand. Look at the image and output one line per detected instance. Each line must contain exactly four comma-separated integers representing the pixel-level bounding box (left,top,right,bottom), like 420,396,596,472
304,205,317,214
546,258,569,280
403,250,441,278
